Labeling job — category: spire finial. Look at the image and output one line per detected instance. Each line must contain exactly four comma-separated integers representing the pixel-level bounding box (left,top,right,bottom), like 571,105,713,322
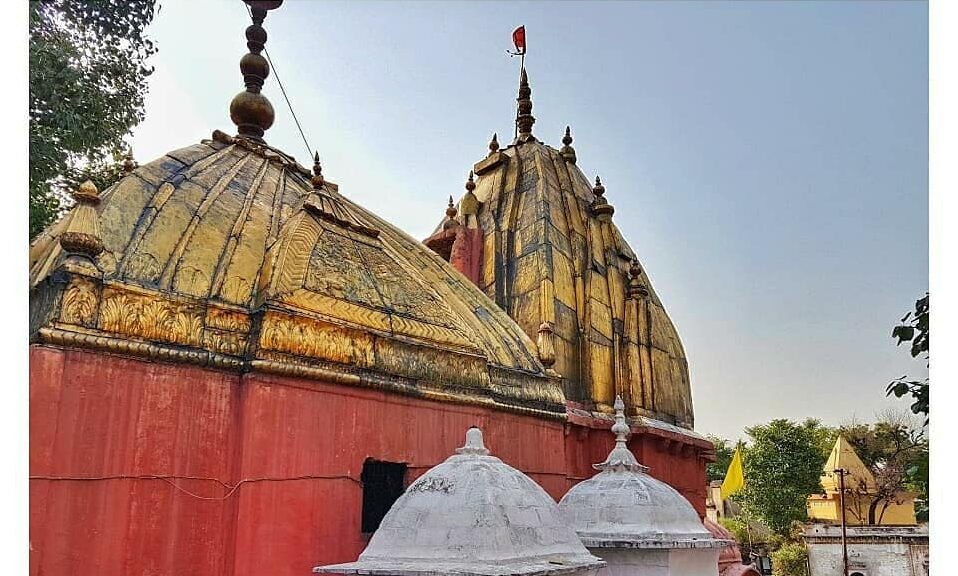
536,321,558,375
465,170,476,192
311,151,324,187
122,148,136,173
59,180,104,260
515,67,535,142
443,192,460,230
591,175,615,218
560,126,577,164
488,133,500,156
594,395,648,473
455,426,491,456
229,1,283,141
627,258,649,299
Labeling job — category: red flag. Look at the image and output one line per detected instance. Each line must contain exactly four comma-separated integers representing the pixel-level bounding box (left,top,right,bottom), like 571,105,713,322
512,26,526,55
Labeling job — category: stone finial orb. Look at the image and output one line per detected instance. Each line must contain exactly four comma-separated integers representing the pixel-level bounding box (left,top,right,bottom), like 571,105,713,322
230,91,275,140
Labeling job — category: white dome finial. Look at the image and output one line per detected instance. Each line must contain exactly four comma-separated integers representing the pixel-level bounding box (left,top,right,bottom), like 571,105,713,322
594,396,648,473
456,426,490,456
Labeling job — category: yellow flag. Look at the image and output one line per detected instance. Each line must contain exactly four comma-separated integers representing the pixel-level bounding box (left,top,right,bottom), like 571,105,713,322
720,446,745,501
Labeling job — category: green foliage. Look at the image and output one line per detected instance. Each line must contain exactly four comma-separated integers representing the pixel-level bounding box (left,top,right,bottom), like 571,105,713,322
806,421,839,461
737,419,829,537
886,293,929,423
707,435,735,482
718,516,758,562
29,0,158,238
719,516,751,546
906,448,929,521
771,542,808,576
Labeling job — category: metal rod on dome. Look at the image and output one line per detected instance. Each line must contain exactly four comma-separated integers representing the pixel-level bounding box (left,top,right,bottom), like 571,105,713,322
243,1,313,159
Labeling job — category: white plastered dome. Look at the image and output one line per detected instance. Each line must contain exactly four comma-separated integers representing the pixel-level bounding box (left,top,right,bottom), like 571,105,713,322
558,398,726,549
315,427,604,576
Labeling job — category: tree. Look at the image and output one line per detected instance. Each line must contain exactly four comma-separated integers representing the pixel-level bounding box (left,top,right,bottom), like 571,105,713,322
886,293,929,424
29,0,158,238
706,435,735,482
840,411,928,523
736,419,831,536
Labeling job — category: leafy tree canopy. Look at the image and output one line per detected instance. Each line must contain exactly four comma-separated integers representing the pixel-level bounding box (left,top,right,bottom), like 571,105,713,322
887,293,929,423
736,418,831,537
29,0,158,238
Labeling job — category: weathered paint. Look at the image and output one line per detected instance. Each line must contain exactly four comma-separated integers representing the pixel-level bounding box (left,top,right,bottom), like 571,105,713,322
30,345,708,576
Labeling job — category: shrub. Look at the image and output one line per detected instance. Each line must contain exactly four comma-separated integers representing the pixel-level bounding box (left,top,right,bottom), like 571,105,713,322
771,542,808,576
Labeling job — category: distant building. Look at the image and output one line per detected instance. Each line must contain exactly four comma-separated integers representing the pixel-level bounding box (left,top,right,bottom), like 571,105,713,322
803,437,927,576
807,437,917,526
707,479,745,523
804,524,928,576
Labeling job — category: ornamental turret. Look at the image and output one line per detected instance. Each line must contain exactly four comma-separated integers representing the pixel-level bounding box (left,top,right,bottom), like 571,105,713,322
424,65,694,427
558,397,729,576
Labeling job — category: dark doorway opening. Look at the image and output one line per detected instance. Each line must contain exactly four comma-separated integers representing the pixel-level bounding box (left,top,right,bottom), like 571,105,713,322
360,458,407,534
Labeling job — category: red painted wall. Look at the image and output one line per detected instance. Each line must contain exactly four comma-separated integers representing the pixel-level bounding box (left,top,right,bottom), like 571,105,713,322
30,345,708,576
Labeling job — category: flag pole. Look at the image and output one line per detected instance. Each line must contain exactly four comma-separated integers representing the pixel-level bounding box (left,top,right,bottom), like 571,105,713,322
509,26,526,140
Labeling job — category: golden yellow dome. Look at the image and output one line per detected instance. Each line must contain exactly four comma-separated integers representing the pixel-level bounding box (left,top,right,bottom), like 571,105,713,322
29,131,564,418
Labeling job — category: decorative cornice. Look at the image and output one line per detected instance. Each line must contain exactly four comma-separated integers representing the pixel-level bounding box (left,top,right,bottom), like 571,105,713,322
30,270,567,420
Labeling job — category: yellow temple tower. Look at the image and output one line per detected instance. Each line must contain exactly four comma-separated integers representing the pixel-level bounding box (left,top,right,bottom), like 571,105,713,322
807,436,917,526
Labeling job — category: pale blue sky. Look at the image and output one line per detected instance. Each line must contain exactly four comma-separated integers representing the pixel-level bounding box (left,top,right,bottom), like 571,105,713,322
131,0,928,440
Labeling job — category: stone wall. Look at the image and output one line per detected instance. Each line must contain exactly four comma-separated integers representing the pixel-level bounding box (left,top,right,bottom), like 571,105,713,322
30,344,710,576
804,524,929,576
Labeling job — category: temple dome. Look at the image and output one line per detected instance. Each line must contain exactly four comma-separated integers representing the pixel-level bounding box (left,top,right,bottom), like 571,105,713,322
558,398,720,548
29,2,567,418
315,427,604,576
433,132,693,427
29,130,565,417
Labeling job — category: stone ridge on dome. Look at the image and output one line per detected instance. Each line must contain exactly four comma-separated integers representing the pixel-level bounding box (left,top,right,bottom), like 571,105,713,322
314,427,605,576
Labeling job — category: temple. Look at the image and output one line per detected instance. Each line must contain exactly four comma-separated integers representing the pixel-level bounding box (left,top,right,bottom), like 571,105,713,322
28,3,713,575
424,70,693,426
807,436,918,526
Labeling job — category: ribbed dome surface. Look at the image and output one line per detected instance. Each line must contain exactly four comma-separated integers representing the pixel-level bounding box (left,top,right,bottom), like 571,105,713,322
315,428,604,576
437,136,693,426
29,132,565,417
